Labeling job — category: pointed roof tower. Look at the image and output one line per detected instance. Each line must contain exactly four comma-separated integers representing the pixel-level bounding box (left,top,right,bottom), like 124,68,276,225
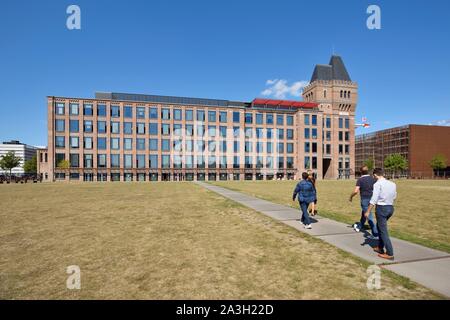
310,55,351,82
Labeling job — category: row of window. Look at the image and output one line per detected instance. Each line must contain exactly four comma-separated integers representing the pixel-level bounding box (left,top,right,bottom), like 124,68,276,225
60,172,300,181
57,136,297,154
55,102,295,125
55,153,296,169
55,120,298,140
56,103,350,130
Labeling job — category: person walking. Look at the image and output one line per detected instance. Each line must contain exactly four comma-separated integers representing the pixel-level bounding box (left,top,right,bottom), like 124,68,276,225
307,171,318,216
292,172,317,229
349,166,378,238
364,168,397,260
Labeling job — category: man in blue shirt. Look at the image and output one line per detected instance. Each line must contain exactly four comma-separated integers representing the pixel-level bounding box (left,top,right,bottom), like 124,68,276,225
349,166,378,238
293,172,317,229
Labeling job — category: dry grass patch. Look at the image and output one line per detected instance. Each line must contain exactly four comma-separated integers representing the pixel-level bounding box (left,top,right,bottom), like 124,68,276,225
0,182,442,299
211,180,450,252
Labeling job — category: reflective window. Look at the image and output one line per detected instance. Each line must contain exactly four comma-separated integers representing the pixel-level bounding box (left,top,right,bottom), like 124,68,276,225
219,111,227,123
136,123,145,135
97,154,106,168
124,122,133,135
69,120,79,133
55,136,65,148
70,154,79,167
110,154,120,168
256,113,263,125
149,155,158,168
149,139,158,151
137,107,146,119
110,122,120,134
161,108,170,120
124,106,133,118
136,155,146,169
98,121,107,134
70,103,79,115
208,111,216,122
84,137,93,149
70,136,79,148
111,138,120,150
277,114,284,125
286,115,294,126
197,110,205,122
55,103,65,115
174,109,182,121
84,120,93,133
233,111,240,123
162,139,170,151
111,105,120,118
304,114,310,126
150,107,158,119
149,123,158,135
97,104,107,117
124,138,132,150
97,137,106,150
55,119,65,132
185,110,193,121
161,124,170,135
124,154,133,168
84,104,93,116
245,113,253,124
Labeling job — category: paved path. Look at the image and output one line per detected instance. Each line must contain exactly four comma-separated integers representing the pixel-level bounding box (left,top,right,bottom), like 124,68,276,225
196,182,450,298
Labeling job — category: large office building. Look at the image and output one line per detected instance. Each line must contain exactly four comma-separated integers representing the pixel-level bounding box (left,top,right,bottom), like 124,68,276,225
355,124,450,178
0,140,37,175
39,55,357,182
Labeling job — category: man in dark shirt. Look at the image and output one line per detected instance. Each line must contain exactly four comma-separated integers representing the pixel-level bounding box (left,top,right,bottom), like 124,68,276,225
349,166,378,238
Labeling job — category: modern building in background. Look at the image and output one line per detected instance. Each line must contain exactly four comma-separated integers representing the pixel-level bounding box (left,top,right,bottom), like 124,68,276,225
355,125,450,178
38,55,357,182
0,140,37,175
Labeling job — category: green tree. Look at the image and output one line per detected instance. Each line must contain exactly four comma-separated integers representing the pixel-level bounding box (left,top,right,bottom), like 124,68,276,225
0,151,22,181
23,155,37,173
57,159,70,169
429,154,447,178
364,157,375,170
384,153,408,178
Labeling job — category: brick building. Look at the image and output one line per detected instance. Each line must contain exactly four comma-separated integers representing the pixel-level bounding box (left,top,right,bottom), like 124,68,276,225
38,55,358,182
355,124,450,178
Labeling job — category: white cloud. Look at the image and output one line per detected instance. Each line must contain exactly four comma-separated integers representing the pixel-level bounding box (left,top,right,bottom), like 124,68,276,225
435,119,450,126
261,79,309,99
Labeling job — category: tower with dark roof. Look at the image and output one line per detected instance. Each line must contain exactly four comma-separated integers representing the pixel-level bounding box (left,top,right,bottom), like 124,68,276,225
302,55,357,179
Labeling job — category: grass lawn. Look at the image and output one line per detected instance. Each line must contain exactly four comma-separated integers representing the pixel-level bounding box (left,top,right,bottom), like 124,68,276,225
0,182,443,299
211,180,450,253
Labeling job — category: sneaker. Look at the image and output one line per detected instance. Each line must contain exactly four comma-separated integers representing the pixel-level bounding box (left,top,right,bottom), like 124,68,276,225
304,224,312,229
352,223,360,232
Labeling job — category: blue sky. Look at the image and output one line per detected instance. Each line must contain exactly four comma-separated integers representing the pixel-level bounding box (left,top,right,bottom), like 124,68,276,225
0,0,449,146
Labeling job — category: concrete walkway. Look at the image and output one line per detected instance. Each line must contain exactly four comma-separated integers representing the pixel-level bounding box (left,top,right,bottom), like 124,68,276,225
197,182,450,298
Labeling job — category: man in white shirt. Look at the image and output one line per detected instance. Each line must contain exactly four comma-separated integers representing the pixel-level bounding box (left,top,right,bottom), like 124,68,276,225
364,168,397,260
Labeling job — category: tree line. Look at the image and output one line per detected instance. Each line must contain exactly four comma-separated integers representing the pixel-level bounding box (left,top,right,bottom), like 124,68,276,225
363,153,448,178
0,151,37,178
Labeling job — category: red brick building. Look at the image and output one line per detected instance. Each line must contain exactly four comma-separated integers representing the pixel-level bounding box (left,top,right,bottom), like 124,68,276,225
355,125,450,178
